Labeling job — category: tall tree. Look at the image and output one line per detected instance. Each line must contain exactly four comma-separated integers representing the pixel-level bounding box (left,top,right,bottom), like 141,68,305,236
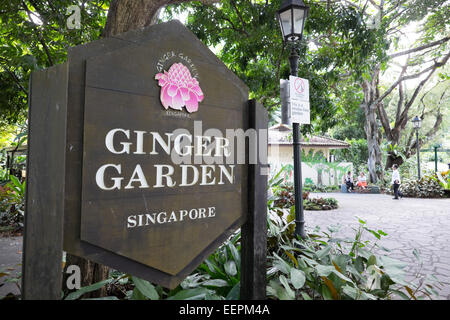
334,0,450,182
163,0,382,132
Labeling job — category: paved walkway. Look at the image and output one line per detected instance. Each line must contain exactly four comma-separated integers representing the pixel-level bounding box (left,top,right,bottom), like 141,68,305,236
305,192,450,300
0,236,22,298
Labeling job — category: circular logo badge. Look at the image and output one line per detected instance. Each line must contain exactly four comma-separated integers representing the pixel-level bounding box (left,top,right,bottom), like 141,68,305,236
294,78,305,94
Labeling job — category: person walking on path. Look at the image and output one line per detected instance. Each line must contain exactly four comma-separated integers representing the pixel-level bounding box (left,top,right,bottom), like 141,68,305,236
392,164,403,200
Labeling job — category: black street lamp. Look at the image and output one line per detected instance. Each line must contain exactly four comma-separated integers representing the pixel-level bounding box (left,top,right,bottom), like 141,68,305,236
277,0,309,240
277,0,309,43
412,116,422,179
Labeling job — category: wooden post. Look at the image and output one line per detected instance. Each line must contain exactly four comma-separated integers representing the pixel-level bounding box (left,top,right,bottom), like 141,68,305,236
22,63,68,300
241,99,268,300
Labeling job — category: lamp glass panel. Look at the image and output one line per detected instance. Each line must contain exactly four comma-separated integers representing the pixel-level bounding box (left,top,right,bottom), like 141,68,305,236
293,8,306,34
280,10,292,38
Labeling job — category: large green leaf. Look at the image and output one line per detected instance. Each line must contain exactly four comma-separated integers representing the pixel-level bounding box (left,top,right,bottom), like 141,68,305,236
204,258,227,278
84,296,119,300
224,260,237,277
355,256,365,273
226,282,240,300
131,288,147,300
166,288,211,300
315,245,331,260
315,264,335,277
279,275,295,300
65,279,112,300
132,276,159,300
201,279,230,288
227,243,241,267
321,284,333,300
290,268,306,289
267,279,293,301
272,253,292,274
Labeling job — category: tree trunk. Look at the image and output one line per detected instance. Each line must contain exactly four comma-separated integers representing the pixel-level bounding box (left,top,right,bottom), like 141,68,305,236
102,0,168,37
364,106,382,183
63,255,109,298
102,0,220,37
361,73,383,184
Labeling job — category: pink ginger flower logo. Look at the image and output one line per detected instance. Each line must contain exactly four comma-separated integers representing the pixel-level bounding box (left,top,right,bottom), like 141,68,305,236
155,63,204,113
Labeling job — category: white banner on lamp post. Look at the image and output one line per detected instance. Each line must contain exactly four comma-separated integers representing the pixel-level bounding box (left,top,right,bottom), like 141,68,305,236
289,75,310,125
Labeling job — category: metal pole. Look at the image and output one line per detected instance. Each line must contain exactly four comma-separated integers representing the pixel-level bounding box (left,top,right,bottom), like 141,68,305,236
416,130,421,180
293,122,306,239
289,47,306,239
434,146,438,173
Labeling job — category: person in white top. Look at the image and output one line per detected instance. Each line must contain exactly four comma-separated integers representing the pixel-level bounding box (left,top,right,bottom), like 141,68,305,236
391,164,403,199
357,172,367,189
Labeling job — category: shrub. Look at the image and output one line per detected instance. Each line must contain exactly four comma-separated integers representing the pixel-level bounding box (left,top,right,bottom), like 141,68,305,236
303,197,339,210
40,212,441,301
272,184,338,210
62,231,243,300
399,173,446,198
303,184,340,193
266,217,441,300
432,170,450,191
272,185,309,209
0,176,26,234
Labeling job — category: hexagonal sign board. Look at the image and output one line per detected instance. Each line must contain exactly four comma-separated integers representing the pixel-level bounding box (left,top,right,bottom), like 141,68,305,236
61,20,250,288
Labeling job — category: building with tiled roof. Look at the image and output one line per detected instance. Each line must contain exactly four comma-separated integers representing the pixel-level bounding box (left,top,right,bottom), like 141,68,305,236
268,124,352,186
268,124,350,163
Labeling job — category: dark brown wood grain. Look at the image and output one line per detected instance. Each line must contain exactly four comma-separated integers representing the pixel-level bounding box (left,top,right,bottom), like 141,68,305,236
22,63,68,300
240,100,268,300
64,20,250,288
24,20,267,295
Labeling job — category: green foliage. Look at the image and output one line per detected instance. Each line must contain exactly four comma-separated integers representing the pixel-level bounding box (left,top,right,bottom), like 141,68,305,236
17,199,441,301
301,150,326,163
65,278,115,300
302,197,339,211
0,129,27,233
162,0,382,132
0,176,26,233
272,184,307,209
266,218,441,300
62,231,242,300
400,173,447,198
333,138,368,172
303,182,340,193
330,95,366,141
432,171,450,190
271,183,338,211
0,0,109,124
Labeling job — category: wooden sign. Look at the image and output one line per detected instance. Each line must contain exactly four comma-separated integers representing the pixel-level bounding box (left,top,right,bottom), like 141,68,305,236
23,20,268,298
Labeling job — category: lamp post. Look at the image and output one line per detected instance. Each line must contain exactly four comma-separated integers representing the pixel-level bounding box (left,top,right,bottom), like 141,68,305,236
277,0,309,239
433,144,442,173
412,116,422,180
